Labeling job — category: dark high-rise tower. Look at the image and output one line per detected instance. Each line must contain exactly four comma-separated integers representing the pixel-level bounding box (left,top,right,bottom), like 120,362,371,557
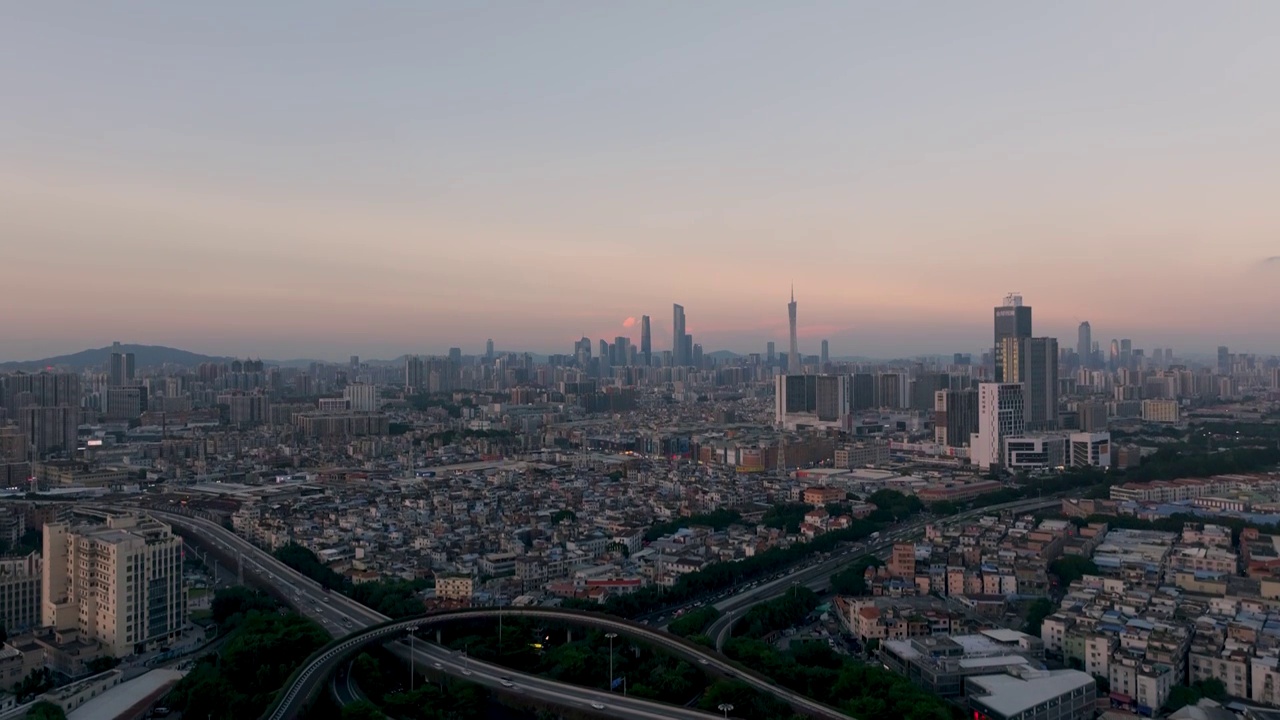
640,316,651,367
787,286,799,372
1000,336,1059,431
821,339,829,366
993,294,1032,382
1218,346,1230,374
672,304,686,366
108,341,135,388
1077,322,1092,369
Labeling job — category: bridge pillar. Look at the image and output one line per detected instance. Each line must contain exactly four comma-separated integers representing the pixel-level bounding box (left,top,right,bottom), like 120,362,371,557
436,629,442,644
567,629,573,643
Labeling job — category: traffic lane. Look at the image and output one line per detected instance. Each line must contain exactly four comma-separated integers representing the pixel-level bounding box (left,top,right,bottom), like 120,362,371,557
708,498,1057,614
147,513,722,719
409,643,720,720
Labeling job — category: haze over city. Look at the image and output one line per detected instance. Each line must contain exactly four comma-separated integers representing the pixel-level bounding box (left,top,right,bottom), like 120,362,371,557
4,2,1280,361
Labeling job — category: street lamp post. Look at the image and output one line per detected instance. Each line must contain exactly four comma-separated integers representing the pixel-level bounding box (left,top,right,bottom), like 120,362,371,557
605,632,618,690
718,702,734,718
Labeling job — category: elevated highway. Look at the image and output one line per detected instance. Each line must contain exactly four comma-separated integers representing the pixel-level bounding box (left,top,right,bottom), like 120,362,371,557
94,494,1063,719
103,507,846,720
702,497,1063,648
265,607,855,720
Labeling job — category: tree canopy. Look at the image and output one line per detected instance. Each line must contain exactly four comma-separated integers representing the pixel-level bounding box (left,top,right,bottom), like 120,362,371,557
165,603,328,720
1049,555,1099,587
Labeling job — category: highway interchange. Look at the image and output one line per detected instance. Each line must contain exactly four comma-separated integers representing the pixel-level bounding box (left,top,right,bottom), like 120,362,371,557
93,494,1065,719
123,507,760,720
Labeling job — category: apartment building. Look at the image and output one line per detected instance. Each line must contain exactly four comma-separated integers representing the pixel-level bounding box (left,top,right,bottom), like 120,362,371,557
1141,399,1180,423
0,552,41,632
434,573,474,603
42,514,187,657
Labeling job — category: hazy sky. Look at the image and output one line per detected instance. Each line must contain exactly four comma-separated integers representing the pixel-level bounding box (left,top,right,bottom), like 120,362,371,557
4,2,1280,361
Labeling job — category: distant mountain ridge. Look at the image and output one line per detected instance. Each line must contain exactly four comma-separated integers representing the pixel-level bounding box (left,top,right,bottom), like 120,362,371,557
0,344,233,372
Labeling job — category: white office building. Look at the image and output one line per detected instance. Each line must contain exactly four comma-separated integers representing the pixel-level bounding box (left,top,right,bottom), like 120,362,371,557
971,383,1026,470
1069,432,1111,468
1005,434,1068,470
775,374,850,431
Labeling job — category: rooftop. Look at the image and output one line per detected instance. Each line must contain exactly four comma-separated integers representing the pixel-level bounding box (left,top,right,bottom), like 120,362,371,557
967,669,1095,716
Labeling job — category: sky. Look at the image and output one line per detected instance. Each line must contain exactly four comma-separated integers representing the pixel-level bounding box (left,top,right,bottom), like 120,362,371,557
3,2,1280,362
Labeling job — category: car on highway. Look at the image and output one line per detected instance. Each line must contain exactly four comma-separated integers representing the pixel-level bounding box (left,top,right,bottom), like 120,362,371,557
500,677,514,687
433,662,443,670
590,702,606,710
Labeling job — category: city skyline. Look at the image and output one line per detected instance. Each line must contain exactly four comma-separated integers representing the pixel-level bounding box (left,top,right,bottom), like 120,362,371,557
0,295,1264,366
4,3,1280,360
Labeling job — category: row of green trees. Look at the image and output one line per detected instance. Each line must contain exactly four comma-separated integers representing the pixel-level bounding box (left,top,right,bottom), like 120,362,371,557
435,617,809,720
721,636,952,720
165,588,330,719
273,544,432,618
569,515,885,619
829,556,885,597
644,509,743,542
734,586,820,639
1164,678,1228,713
667,605,722,637
345,649,487,720
441,618,705,703
570,490,936,619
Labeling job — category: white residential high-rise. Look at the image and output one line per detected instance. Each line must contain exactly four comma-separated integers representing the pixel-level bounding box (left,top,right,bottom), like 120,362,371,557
787,286,799,372
971,383,1026,470
344,382,379,412
43,513,187,657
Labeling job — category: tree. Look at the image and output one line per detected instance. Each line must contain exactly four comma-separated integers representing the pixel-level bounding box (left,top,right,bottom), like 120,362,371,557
669,606,720,637
15,668,55,700
166,611,328,719
831,557,882,597
341,700,387,720
867,490,924,522
1049,556,1099,587
25,702,65,720
1164,685,1202,712
211,586,278,630
929,501,961,516
1196,677,1227,702
1023,598,1056,636
86,656,119,674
